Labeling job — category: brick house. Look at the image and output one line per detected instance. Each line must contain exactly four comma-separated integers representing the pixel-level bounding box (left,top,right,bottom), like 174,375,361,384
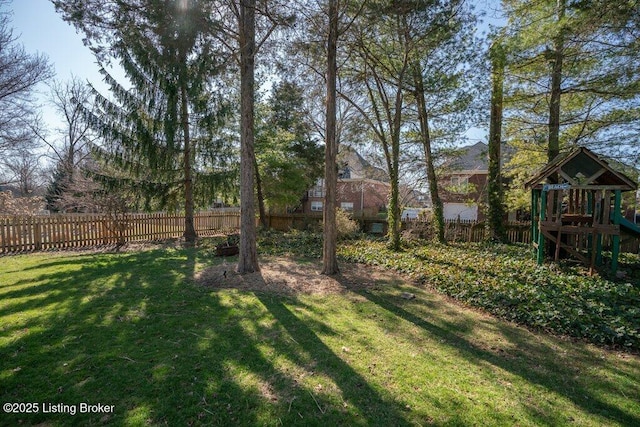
301,147,390,216
438,141,489,221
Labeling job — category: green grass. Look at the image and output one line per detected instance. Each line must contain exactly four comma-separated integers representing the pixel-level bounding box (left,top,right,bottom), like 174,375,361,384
1,242,640,426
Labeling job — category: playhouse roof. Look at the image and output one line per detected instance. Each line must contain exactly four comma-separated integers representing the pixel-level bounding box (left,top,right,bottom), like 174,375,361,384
525,146,637,191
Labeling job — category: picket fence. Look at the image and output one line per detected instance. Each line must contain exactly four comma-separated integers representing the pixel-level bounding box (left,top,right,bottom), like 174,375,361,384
0,210,240,253
2,211,637,254
402,218,531,243
403,218,638,253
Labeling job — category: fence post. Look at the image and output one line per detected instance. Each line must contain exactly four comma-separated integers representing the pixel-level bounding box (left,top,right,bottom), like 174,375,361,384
0,217,6,253
34,218,42,251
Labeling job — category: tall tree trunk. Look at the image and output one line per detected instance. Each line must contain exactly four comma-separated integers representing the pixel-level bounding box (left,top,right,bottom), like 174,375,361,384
548,0,565,163
388,165,401,250
254,156,268,229
413,67,445,243
388,89,402,252
322,0,339,275
385,16,411,252
237,0,259,274
181,82,197,244
487,41,507,243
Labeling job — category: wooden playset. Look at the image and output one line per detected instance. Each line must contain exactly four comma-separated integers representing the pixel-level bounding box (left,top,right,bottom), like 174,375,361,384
525,147,638,273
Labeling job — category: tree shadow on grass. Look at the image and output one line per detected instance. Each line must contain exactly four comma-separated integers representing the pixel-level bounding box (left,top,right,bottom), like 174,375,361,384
0,249,287,425
350,283,640,426
256,292,412,426
3,248,639,425
0,249,414,426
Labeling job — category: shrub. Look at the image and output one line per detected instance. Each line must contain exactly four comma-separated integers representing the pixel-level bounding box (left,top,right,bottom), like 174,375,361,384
258,229,323,258
335,208,360,240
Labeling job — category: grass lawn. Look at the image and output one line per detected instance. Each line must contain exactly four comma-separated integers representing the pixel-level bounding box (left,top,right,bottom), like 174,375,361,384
1,241,639,426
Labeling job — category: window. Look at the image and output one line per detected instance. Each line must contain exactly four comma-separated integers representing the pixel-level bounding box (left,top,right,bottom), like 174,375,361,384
309,178,325,198
450,175,469,186
311,201,323,211
309,188,325,198
447,175,473,194
340,202,354,211
338,166,351,179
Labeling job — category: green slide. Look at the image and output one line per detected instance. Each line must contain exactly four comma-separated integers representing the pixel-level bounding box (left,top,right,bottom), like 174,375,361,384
619,216,640,237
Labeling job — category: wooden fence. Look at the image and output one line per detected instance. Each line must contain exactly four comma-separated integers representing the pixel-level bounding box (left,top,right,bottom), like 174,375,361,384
264,213,638,253
2,210,637,255
0,210,240,254
260,213,534,244
403,218,533,244
403,218,639,253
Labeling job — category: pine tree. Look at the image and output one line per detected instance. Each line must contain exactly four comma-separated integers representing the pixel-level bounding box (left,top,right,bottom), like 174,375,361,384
487,40,507,243
55,0,235,243
323,0,340,274
501,0,640,187
407,0,478,244
500,0,640,210
343,0,478,249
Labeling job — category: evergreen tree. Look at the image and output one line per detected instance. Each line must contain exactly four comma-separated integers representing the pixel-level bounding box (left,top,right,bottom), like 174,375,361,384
501,0,640,209
45,153,72,213
487,39,507,242
54,0,235,243
323,0,340,273
255,80,323,225
283,0,368,274
407,0,479,244
342,0,412,251
208,0,293,273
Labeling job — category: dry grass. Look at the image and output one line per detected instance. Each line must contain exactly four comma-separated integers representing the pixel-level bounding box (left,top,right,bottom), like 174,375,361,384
196,256,399,295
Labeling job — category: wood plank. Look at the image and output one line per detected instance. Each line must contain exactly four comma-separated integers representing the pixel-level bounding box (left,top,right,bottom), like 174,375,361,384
570,185,632,190
541,229,559,244
584,168,607,185
0,217,6,253
545,191,554,221
602,190,611,226
559,170,576,185
34,218,41,250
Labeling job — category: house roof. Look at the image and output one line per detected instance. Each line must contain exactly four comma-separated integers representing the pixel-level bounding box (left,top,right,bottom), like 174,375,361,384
525,146,637,191
442,141,489,172
338,146,389,182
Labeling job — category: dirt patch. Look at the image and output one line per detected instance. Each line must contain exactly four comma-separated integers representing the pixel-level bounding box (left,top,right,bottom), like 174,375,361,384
196,257,404,295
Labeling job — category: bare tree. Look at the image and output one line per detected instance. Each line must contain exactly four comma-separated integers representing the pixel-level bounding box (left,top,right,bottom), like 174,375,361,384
0,147,45,196
0,2,53,157
34,77,99,213
36,77,96,178
51,159,131,245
